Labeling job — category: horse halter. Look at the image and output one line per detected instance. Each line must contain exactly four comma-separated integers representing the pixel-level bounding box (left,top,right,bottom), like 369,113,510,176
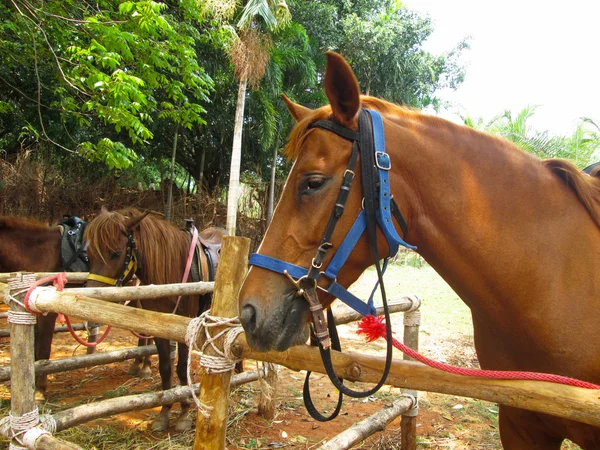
249,108,416,420
87,231,139,287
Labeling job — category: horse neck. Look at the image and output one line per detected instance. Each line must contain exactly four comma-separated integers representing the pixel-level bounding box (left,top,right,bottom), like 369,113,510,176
385,114,591,313
0,224,62,272
134,222,190,286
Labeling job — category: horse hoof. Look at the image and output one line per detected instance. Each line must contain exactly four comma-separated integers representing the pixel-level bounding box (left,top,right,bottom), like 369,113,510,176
175,412,194,432
127,364,141,376
138,366,152,379
150,415,170,432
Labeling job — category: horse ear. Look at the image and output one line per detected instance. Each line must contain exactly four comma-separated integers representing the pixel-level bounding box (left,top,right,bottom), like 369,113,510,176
281,94,312,122
124,211,151,230
324,51,361,127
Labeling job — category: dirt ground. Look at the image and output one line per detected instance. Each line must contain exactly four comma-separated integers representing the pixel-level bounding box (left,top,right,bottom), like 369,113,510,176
0,311,501,449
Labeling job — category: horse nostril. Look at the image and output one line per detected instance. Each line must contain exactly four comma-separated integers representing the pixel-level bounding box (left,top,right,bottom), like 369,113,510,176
240,303,257,332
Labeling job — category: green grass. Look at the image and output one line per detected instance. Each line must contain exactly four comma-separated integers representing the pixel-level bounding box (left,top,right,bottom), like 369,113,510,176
348,258,473,338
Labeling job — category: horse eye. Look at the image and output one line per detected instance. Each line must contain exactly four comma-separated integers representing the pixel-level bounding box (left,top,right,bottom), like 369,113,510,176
301,176,327,195
110,251,122,260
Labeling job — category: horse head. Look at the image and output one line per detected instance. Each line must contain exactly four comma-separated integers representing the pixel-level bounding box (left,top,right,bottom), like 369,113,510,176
85,208,151,287
239,52,399,352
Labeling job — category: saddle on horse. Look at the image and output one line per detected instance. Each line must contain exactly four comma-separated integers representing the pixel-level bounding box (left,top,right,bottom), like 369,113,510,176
186,221,227,283
57,215,89,272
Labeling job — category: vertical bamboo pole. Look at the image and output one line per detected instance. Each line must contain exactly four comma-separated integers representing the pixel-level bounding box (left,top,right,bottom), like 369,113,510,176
401,305,421,450
257,362,278,420
86,322,98,354
193,236,250,450
8,273,38,447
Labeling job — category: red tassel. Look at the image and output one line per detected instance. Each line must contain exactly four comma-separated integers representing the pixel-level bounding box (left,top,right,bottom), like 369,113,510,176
356,315,387,342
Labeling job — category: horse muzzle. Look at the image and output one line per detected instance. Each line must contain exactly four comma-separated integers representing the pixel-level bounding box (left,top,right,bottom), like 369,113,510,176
240,290,310,352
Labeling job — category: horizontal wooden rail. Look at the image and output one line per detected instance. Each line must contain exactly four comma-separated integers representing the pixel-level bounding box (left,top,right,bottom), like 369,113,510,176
63,281,214,302
0,323,90,338
0,345,158,382
12,281,600,428
0,272,90,284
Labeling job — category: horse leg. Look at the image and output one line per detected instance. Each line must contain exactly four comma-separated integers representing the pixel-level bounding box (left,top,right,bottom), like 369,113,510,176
174,341,194,432
128,337,153,378
34,313,57,400
140,339,153,379
498,406,563,450
150,338,173,432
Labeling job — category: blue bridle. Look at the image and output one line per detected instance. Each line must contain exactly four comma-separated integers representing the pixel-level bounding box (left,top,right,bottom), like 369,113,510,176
248,109,416,317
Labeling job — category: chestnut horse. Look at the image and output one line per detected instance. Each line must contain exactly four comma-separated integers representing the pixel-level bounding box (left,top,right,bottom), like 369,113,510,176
84,207,219,432
239,52,600,449
0,216,91,395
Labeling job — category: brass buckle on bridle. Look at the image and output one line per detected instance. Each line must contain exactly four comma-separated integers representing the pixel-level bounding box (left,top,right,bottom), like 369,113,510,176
283,271,331,350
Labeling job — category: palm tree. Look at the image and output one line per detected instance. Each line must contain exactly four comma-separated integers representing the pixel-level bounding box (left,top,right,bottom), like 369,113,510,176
226,0,291,235
463,107,600,168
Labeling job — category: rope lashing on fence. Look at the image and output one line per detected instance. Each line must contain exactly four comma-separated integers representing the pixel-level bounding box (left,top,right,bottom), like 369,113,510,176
357,315,600,390
3,274,38,326
0,410,58,449
185,310,244,418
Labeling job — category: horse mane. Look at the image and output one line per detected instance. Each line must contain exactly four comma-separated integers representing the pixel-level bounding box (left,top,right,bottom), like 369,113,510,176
543,159,600,227
0,216,51,232
85,207,188,285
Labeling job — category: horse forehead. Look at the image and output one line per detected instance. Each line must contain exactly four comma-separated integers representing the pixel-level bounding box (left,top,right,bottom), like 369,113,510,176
294,130,349,172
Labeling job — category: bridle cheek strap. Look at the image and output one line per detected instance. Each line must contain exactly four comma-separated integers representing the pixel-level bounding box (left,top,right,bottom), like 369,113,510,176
87,231,139,287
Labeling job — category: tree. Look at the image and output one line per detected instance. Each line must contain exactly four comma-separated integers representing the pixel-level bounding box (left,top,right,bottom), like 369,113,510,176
288,0,468,109
1,1,214,170
462,107,600,168
225,0,291,235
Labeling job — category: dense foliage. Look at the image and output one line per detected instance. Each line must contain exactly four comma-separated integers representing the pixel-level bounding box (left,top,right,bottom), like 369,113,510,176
1,0,469,196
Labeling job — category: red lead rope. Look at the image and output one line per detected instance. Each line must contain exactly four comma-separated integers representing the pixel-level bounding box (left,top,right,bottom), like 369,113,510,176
357,315,600,390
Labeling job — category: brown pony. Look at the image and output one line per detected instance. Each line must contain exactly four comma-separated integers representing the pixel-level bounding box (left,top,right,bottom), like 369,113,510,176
84,207,214,432
0,216,70,395
0,216,151,395
238,52,600,449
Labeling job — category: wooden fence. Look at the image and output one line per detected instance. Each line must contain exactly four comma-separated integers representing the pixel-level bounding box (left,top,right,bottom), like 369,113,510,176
2,236,599,449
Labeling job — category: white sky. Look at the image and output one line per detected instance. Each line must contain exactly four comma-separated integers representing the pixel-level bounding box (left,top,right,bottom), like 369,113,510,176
406,0,600,136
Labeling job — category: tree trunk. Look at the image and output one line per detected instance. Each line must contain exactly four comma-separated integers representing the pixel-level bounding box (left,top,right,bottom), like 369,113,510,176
226,75,248,236
266,145,277,223
165,124,180,221
198,146,206,191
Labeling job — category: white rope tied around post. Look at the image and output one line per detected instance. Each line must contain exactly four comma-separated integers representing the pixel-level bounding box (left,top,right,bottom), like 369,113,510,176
185,310,244,418
0,408,40,449
38,415,57,434
4,275,38,325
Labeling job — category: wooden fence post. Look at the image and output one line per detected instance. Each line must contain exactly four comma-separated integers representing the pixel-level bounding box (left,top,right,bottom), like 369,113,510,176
7,273,38,448
193,236,250,450
401,296,421,450
4,273,84,450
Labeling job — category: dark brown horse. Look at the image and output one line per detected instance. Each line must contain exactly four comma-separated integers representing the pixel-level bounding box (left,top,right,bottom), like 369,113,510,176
84,207,221,432
0,216,92,395
238,52,600,449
